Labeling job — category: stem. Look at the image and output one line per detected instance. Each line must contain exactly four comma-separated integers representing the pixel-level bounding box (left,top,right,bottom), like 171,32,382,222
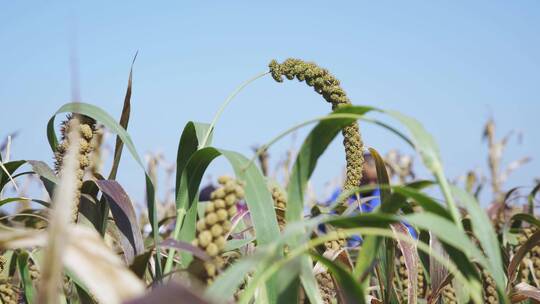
199,71,269,149
163,208,186,276
435,170,463,229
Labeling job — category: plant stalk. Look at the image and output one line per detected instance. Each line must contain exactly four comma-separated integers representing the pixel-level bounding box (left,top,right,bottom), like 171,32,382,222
163,208,186,276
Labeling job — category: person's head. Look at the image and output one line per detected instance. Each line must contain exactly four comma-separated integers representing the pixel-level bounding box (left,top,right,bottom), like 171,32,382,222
360,152,378,185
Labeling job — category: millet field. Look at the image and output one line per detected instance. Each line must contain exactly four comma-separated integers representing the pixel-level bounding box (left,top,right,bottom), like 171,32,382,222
0,56,539,304
2,3,540,303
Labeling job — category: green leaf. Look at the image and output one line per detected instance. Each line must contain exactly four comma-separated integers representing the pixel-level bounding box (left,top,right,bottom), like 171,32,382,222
172,146,281,303
18,251,35,304
451,185,506,299
175,147,221,265
403,213,484,302
176,148,280,255
506,213,540,231
383,110,461,226
326,213,396,229
528,183,540,214
391,186,451,219
47,102,161,279
370,148,391,206
220,150,281,244
206,250,271,302
27,160,58,198
329,214,485,302
285,106,373,302
175,122,212,204
224,237,255,252
0,197,49,208
164,121,212,275
355,148,394,301
0,160,25,192
286,106,374,223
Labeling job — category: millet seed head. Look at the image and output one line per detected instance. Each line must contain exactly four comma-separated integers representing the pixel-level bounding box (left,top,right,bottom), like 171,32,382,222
215,236,226,250
217,175,232,185
268,58,364,191
206,243,219,257
222,220,232,232
196,219,206,232
234,186,245,198
193,176,244,283
224,181,236,193
198,231,212,248
204,262,216,277
212,188,226,200
214,199,226,209
0,256,6,273
227,205,237,216
79,124,94,140
216,209,228,222
79,154,90,169
225,194,237,206
205,202,215,213
206,213,218,225
210,224,223,237
54,114,97,222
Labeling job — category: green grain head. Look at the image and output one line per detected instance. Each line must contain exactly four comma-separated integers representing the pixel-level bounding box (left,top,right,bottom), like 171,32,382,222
268,58,364,190
193,176,244,283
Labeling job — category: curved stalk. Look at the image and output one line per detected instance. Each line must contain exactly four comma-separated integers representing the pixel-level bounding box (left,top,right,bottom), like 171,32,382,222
199,71,269,149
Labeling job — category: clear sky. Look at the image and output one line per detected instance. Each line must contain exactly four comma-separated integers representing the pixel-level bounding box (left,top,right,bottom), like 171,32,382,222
1,1,539,207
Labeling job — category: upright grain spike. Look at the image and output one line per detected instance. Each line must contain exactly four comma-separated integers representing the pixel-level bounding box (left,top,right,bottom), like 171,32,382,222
193,176,244,284
54,114,97,222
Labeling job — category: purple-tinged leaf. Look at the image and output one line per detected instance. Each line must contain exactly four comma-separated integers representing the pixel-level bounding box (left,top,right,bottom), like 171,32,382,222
428,234,448,298
109,52,137,180
510,283,540,302
391,223,418,304
95,180,144,257
507,229,540,286
426,274,453,304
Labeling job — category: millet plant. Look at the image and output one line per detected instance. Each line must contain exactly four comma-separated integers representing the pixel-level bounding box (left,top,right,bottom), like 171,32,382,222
0,57,538,304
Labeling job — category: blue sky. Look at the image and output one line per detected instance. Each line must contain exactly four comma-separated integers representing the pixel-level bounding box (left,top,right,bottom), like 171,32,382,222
1,1,539,207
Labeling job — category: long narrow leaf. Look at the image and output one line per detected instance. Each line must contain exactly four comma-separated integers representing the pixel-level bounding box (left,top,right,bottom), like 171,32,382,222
507,230,540,285
95,180,144,258
47,102,162,278
172,147,281,303
18,251,35,303
451,185,506,297
108,52,137,180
